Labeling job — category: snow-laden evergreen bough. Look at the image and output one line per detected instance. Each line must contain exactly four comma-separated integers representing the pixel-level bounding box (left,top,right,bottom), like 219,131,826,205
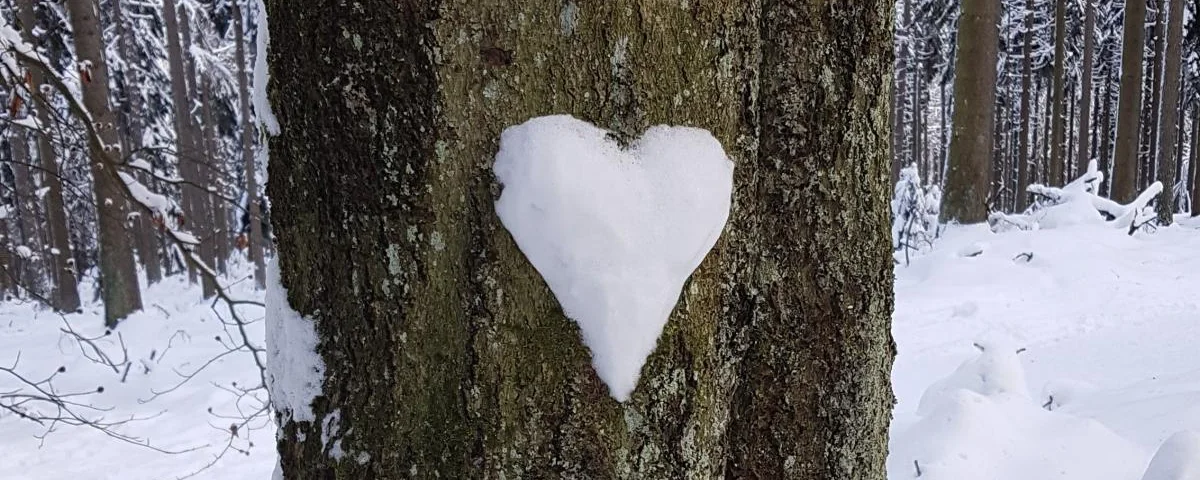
892,164,942,264
989,160,1163,234
493,115,734,402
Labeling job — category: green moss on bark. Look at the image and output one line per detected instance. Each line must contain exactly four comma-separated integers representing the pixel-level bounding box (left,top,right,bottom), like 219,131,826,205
268,0,893,478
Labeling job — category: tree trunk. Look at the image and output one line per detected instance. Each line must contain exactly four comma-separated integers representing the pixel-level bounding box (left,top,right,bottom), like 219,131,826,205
233,1,266,289
1076,0,1096,177
911,47,923,178
267,0,895,478
1100,73,1115,197
942,0,999,223
65,0,142,326
939,81,948,184
1191,105,1200,215
1143,2,1166,190
1155,0,1184,224
1050,0,1068,186
992,99,1005,207
203,78,230,276
1113,0,1147,202
17,0,80,311
112,0,164,286
199,78,220,298
163,0,202,285
9,128,39,294
1067,83,1076,176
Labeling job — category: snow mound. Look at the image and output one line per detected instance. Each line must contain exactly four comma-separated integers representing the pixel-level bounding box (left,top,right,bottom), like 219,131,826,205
893,342,1147,480
493,115,734,402
266,259,325,422
917,338,1029,416
990,160,1162,233
1141,431,1200,480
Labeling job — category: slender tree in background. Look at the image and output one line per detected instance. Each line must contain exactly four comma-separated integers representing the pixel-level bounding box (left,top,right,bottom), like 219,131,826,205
17,0,81,312
233,0,266,289
111,0,164,286
65,0,143,326
1049,0,1068,186
1155,0,1184,224
1143,2,1166,190
1191,106,1200,216
268,0,895,477
1077,0,1096,177
1113,0,1147,202
943,0,999,223
1017,0,1035,211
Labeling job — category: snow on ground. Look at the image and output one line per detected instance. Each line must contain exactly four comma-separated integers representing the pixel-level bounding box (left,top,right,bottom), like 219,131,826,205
0,268,275,480
2,221,1199,479
890,221,1200,480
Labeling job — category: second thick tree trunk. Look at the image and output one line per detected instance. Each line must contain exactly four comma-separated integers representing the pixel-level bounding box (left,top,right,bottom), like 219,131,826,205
1113,0,1147,203
1154,0,1184,224
942,0,999,223
65,0,143,326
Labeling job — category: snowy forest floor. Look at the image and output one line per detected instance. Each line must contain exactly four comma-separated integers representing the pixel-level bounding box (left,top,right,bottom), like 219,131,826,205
3,221,1200,479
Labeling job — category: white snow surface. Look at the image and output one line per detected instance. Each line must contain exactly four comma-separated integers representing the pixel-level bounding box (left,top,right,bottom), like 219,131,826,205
3,208,1200,479
890,222,1200,480
265,259,325,423
494,115,734,402
1140,431,1200,480
0,269,274,479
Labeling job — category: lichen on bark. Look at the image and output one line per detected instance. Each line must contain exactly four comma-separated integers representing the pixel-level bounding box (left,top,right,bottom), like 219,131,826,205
268,0,893,478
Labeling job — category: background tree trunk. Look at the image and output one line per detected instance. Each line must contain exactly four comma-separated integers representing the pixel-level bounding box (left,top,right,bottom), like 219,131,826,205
942,0,999,223
267,0,895,478
111,0,164,286
17,0,81,311
1077,0,1096,177
1018,0,1034,212
1113,0,1147,202
1142,3,1166,190
65,0,142,327
1191,106,1200,216
233,1,266,289
1050,0,1068,186
8,129,39,293
1154,0,1184,224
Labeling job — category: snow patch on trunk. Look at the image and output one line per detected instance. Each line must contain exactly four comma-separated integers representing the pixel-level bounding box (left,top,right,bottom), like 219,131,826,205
266,259,324,422
252,0,280,135
493,115,734,402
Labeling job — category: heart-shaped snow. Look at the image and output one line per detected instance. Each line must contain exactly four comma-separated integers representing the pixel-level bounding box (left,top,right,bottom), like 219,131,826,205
494,115,734,402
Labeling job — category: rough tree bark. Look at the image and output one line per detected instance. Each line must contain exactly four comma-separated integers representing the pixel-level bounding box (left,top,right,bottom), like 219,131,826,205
1113,0,1147,202
233,1,266,289
267,0,895,478
1049,0,1068,186
942,0,998,223
1154,0,1184,224
65,0,142,326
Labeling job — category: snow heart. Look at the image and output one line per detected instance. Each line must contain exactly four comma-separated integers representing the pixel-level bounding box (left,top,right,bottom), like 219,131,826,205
493,115,734,402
